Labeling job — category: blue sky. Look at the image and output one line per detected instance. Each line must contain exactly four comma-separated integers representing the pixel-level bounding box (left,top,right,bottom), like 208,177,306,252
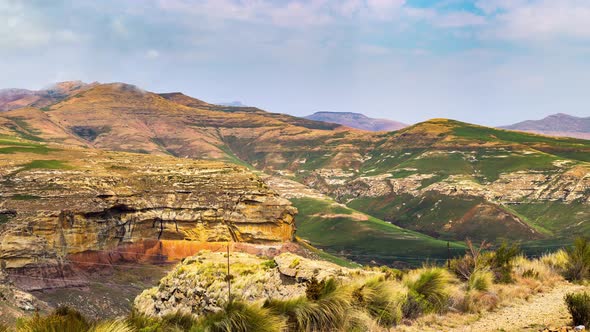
1,0,589,126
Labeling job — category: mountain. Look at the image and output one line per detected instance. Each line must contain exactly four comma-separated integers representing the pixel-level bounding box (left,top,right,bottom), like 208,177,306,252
0,81,588,265
500,113,590,139
0,81,96,112
304,111,407,131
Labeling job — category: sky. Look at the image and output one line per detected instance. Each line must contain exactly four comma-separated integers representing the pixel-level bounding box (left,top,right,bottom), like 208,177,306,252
1,0,589,126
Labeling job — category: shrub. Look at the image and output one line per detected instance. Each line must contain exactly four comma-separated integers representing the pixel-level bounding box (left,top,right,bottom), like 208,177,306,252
265,278,352,331
351,278,406,327
197,300,285,332
260,260,277,270
16,306,90,332
403,267,453,318
565,292,590,326
565,237,590,281
450,240,491,281
490,242,521,283
467,269,494,292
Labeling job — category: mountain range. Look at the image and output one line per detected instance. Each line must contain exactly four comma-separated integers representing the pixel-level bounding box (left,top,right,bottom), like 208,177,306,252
0,81,589,266
501,113,590,139
305,111,407,132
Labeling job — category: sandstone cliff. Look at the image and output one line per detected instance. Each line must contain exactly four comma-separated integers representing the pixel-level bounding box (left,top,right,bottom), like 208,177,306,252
0,145,296,290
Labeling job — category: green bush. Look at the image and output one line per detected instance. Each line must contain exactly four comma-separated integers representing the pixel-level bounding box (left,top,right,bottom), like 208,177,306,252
490,242,521,283
403,267,452,318
196,300,285,332
565,237,590,281
16,306,90,332
565,292,590,326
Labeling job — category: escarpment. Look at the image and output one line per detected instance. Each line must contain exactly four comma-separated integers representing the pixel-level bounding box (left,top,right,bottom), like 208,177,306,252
0,148,296,290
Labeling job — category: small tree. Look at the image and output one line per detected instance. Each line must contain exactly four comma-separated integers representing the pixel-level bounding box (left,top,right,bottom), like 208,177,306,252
565,237,590,281
490,242,521,283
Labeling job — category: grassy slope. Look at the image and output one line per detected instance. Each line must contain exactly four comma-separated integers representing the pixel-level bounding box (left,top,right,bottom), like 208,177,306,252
291,197,465,267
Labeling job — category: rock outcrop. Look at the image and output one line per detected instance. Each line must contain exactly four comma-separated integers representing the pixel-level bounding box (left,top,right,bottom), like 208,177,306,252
0,148,296,290
134,251,364,317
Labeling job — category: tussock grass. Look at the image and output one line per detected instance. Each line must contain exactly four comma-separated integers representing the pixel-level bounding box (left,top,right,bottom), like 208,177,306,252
88,320,133,332
541,249,569,274
403,267,453,317
352,277,406,327
467,269,494,292
197,300,285,332
265,278,352,332
16,306,90,332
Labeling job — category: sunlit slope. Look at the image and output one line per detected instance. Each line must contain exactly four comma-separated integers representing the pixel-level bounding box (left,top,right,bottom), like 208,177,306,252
0,83,587,244
292,197,465,267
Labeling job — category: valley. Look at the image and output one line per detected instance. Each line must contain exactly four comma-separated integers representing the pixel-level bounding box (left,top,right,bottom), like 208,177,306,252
0,81,588,330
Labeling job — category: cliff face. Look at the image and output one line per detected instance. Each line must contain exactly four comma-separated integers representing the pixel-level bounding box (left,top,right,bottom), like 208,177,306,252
0,147,296,289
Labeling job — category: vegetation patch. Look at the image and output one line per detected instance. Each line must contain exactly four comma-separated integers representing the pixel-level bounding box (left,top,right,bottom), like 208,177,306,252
292,197,464,267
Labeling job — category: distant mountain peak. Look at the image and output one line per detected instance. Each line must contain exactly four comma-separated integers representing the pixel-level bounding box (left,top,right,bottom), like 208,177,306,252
500,113,590,140
304,111,407,132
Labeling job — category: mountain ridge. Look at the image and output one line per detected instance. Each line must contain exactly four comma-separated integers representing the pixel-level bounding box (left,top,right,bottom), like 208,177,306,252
0,81,588,260
500,113,590,139
305,111,407,132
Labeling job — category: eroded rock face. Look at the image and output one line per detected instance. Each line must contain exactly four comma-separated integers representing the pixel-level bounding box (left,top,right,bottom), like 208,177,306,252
0,149,296,289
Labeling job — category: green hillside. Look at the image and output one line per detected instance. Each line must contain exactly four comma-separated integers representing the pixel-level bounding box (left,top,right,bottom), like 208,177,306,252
291,197,465,267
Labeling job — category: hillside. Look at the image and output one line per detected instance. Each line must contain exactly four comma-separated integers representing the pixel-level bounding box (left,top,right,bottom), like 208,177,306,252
501,113,590,139
305,111,407,131
0,81,96,112
0,82,588,255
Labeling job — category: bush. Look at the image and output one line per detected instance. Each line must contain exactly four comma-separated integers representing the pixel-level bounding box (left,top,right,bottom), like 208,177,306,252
449,240,492,281
565,237,590,281
467,269,494,292
197,300,285,332
161,312,198,331
16,306,90,332
565,292,590,326
403,267,453,318
265,278,352,331
351,278,406,327
490,242,521,283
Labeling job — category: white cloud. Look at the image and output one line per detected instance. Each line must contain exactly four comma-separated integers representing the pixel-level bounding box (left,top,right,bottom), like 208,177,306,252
0,1,81,50
146,49,160,59
479,0,590,41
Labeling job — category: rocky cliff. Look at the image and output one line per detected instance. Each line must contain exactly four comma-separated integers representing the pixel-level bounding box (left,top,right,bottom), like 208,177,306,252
0,144,296,290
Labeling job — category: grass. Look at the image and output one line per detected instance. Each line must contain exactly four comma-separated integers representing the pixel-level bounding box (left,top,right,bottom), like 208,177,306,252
0,137,53,155
292,197,465,267
19,160,72,171
11,194,41,200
